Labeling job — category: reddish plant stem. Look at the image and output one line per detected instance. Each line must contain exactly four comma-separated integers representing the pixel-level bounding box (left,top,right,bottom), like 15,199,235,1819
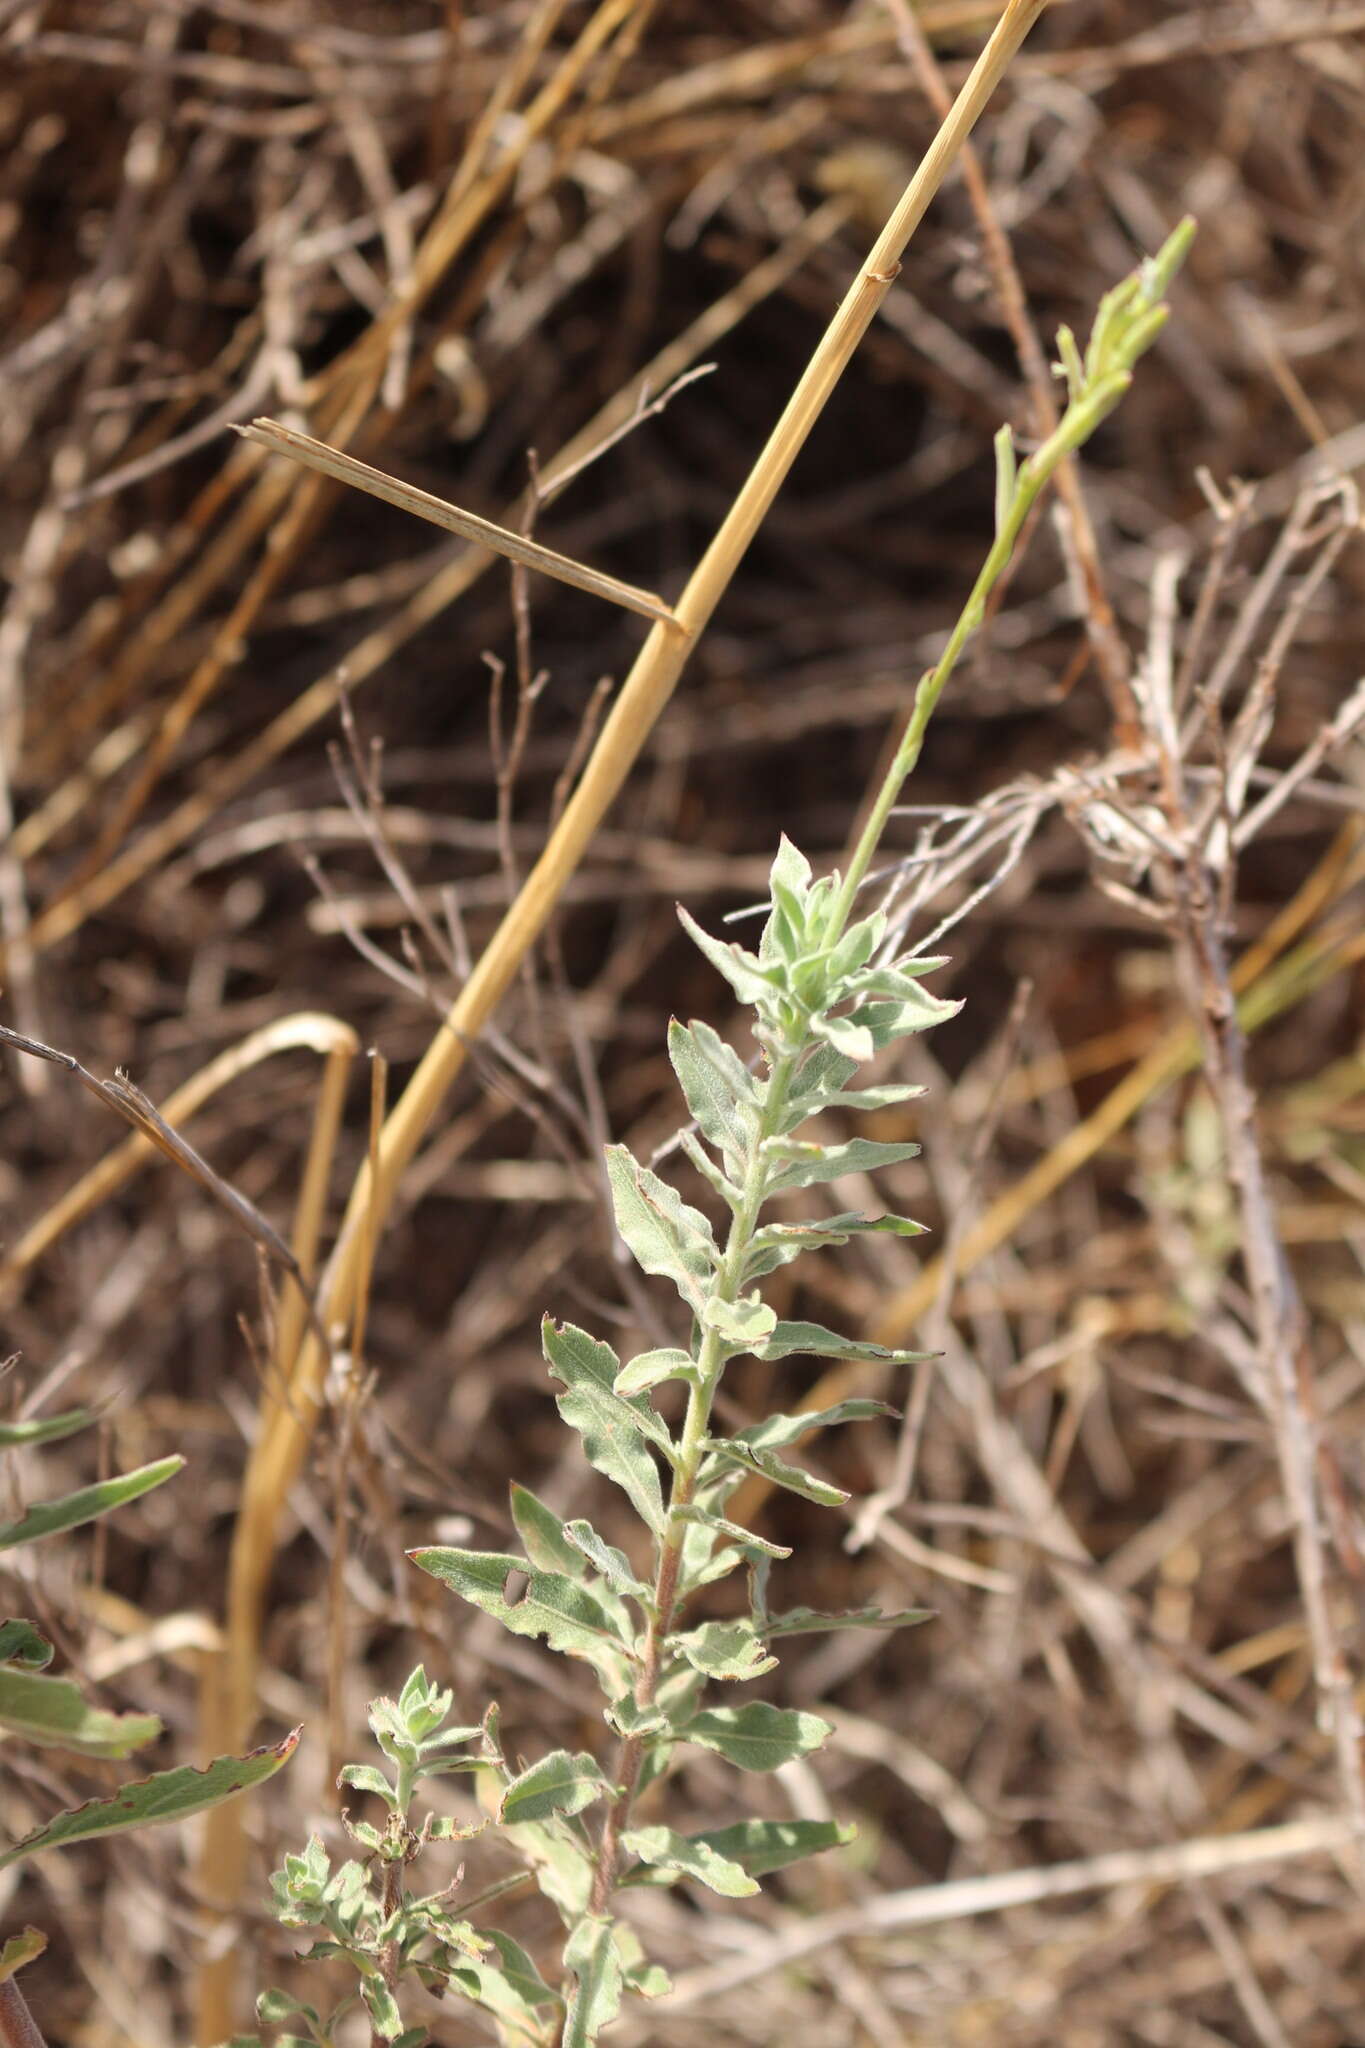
0,1980,47,2048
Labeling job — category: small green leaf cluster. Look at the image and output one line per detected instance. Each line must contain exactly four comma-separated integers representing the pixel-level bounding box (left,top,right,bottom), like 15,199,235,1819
251,1673,571,2048
0,1405,295,1892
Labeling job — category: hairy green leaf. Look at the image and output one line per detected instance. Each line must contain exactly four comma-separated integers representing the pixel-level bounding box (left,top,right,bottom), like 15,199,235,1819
448,1932,562,2040
734,1400,895,1450
497,1817,593,1923
745,1212,924,1282
0,1728,299,1872
677,906,781,1008
0,1455,184,1552
0,1619,53,1669
762,1135,921,1195
255,1988,318,2027
706,1438,848,1506
622,1824,758,1897
700,1292,776,1350
684,1702,830,1773
674,1620,776,1682
849,989,959,1046
686,1817,855,1876
562,1916,623,2048
604,1694,671,1740
613,1347,696,1397
604,1146,717,1312
763,1603,932,1637
0,1664,162,1758
509,1482,585,1580
563,1520,648,1598
544,1318,671,1531
761,1319,931,1365
0,1928,46,1985
336,1762,396,1806
486,1930,563,2011
0,1407,97,1450
362,1977,404,2041
500,1750,606,1826
409,1547,632,1689
811,1012,874,1062
674,1503,790,1560
668,1019,755,1175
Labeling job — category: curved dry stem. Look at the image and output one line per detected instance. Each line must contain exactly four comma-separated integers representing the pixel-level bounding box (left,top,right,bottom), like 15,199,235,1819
0,1013,357,1301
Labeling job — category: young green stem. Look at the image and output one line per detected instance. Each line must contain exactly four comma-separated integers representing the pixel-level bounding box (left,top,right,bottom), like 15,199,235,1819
833,392,1129,931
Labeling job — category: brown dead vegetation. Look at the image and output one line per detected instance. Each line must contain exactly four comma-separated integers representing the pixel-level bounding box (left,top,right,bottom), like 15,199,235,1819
2,3,1364,2044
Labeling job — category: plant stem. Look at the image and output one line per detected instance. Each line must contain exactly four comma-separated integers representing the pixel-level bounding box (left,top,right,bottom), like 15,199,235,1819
0,1981,47,2048
833,382,1131,930
587,1056,799,1913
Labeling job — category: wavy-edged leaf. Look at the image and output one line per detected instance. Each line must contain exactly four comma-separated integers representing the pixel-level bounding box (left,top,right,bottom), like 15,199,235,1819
685,1817,855,1877
409,1547,631,1688
677,906,780,1007
674,1503,790,1560
0,1664,162,1758
811,1012,874,1062
604,1694,670,1740
684,1702,830,1773
622,1824,758,1897
509,1482,585,1580
448,1931,562,2041
613,1347,695,1398
734,1400,895,1451
256,1987,319,2027
604,1146,717,1312
0,1619,53,1669
817,1080,927,1115
544,1318,671,1531
361,1978,404,2041
762,1136,920,1195
0,1455,185,1552
679,1129,743,1211
500,1750,606,1825
564,1520,647,1598
824,908,885,982
498,1817,593,1923
769,832,813,902
845,961,959,1009
745,1213,925,1282
706,1438,847,1507
486,1930,562,2011
761,1320,931,1366
562,1916,623,2048
700,1292,776,1350
338,1760,399,1810
0,1928,45,1984
763,1603,932,1637
0,1728,299,1872
0,1407,96,1450
668,1018,756,1176
847,986,960,1046
674,1620,776,1682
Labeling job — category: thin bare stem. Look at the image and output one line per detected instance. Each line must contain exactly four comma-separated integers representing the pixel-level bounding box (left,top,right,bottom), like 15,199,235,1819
0,1980,47,2048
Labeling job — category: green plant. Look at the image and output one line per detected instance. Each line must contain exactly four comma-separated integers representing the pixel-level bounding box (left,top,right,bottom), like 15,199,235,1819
0,1399,297,2047
249,225,1192,2048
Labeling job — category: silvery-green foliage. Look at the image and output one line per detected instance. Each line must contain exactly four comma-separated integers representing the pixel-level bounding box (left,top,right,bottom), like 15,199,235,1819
254,224,1192,2048
401,836,947,2041
0,1409,296,1892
